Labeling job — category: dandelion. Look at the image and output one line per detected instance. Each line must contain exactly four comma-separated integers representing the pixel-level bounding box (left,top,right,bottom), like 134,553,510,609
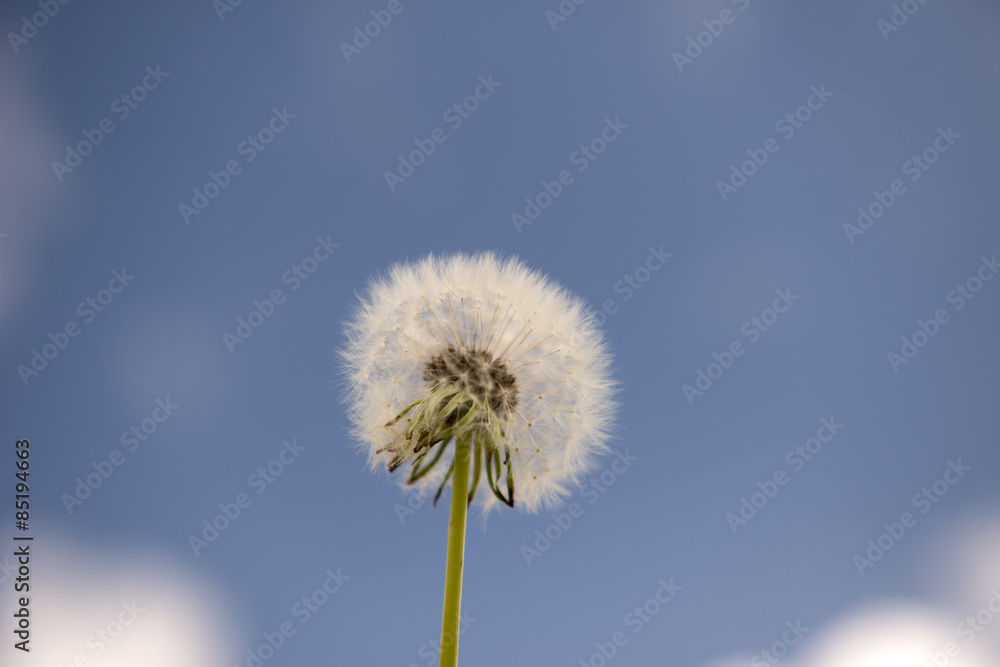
340,252,616,666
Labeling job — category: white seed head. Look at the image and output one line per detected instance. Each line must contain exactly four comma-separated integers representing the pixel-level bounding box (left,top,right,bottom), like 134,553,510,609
339,252,616,514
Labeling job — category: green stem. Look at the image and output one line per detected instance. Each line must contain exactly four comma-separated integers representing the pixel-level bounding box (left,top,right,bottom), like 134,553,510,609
439,432,472,667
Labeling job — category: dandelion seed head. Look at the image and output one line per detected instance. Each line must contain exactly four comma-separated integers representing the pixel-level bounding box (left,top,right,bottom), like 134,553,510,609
339,252,616,513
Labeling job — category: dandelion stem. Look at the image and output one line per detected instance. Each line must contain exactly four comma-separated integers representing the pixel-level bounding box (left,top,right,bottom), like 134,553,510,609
439,432,471,667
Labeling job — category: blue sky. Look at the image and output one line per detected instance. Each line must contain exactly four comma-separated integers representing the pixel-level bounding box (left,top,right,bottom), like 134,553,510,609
2,1,1000,665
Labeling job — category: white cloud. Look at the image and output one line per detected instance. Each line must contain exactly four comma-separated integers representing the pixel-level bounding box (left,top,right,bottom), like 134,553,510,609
2,533,239,666
702,511,1000,667
802,602,993,667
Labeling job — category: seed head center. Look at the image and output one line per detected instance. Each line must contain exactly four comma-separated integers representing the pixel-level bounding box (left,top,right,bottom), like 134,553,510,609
422,346,518,415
